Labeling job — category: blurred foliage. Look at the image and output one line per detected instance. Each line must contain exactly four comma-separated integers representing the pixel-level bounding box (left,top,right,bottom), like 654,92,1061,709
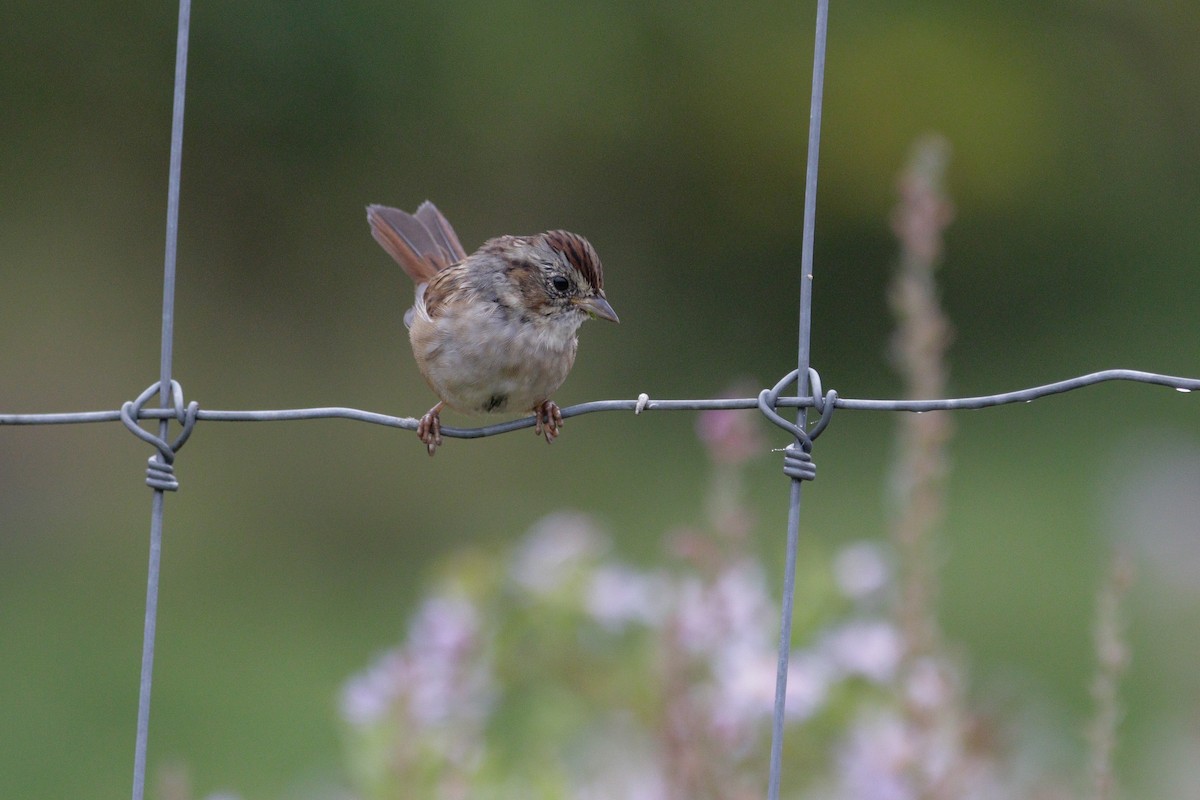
0,1,1198,798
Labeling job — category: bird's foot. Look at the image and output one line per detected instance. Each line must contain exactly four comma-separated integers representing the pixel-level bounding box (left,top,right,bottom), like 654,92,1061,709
533,400,563,444
417,402,444,456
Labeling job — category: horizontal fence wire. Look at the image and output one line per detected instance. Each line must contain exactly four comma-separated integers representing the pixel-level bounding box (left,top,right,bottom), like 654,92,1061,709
3,369,1196,435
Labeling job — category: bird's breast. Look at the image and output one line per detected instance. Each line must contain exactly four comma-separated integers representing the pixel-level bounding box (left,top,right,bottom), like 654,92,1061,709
410,301,580,414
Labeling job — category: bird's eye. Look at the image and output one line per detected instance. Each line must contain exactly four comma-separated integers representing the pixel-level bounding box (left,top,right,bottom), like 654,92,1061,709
551,275,570,292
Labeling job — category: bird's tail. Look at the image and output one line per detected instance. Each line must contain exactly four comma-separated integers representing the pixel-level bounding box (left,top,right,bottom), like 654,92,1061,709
366,201,468,284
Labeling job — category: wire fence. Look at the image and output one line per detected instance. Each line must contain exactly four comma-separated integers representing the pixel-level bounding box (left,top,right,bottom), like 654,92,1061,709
2,2,1197,800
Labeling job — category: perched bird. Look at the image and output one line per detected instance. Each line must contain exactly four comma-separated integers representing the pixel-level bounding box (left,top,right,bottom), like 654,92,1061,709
367,202,618,455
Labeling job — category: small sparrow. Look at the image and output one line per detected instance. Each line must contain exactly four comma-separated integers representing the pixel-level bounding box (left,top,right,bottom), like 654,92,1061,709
367,201,618,455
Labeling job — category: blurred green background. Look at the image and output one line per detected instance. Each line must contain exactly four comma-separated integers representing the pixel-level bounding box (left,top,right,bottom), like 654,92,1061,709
1,1,1198,797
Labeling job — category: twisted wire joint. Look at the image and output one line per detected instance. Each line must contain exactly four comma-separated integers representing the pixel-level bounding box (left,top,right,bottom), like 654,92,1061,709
758,367,837,482
119,380,199,491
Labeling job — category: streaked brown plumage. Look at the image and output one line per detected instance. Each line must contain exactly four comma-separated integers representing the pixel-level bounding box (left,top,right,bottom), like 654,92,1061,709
367,201,618,455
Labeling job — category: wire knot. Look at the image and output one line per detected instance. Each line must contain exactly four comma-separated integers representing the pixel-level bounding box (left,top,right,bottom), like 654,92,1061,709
781,443,817,481
120,380,199,491
757,367,837,482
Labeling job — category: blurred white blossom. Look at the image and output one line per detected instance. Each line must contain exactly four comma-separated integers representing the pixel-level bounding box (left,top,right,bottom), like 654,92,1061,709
833,540,891,600
709,644,834,743
707,642,778,743
675,560,774,657
834,711,916,800
785,650,837,722
821,619,903,684
339,591,493,772
404,595,490,727
585,564,673,631
340,646,406,727
509,511,609,596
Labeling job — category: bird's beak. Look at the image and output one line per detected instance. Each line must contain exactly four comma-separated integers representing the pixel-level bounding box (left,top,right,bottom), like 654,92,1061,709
576,293,620,323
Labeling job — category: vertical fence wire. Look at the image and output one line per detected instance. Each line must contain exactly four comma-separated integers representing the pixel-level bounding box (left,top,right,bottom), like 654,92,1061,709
767,2,829,798
131,2,190,800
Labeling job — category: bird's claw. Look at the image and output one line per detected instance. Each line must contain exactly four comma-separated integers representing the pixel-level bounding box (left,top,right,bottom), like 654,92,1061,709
417,403,444,456
533,400,563,444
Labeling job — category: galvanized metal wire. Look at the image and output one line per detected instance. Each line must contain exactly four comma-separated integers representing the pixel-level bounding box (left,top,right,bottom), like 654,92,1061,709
2,1,1198,799
3,369,1195,434
129,2,189,799
770,1,828,793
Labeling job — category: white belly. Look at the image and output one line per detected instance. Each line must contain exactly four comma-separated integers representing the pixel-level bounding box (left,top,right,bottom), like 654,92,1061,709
410,303,580,415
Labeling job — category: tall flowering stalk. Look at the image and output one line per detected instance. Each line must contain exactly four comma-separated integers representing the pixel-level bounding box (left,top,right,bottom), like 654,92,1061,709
888,134,956,665
884,135,973,799
1086,551,1134,800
